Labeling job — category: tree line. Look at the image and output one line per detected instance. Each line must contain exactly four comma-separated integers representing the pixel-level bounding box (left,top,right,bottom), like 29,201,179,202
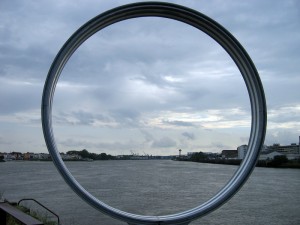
67,149,115,160
184,152,300,168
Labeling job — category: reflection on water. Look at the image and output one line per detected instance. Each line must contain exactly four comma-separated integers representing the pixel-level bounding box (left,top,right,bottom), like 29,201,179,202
0,160,299,225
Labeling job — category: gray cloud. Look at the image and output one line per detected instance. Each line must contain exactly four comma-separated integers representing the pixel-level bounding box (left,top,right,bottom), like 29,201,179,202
210,142,232,151
58,138,141,154
182,132,195,140
265,130,300,146
151,137,177,149
0,78,42,114
140,129,154,143
163,120,196,127
53,110,113,126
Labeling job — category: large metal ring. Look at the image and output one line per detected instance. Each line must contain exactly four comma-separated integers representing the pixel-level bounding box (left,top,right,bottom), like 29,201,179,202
42,2,267,224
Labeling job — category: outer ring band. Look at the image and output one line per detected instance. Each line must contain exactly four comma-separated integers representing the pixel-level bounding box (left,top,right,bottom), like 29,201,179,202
41,2,267,225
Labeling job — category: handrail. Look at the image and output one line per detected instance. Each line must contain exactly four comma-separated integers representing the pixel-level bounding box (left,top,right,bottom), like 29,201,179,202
0,201,44,225
18,198,60,225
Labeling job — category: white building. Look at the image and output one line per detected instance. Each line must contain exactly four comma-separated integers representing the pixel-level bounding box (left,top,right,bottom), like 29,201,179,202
259,151,284,160
266,143,299,154
238,145,248,159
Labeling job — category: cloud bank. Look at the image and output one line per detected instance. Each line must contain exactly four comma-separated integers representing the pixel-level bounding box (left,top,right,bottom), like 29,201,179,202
0,0,299,155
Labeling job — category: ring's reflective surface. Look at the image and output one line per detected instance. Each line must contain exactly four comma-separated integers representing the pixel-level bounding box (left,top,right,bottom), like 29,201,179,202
42,2,267,224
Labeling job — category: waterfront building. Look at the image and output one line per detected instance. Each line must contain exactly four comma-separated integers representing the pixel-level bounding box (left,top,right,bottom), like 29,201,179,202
60,153,82,160
187,152,198,156
1,153,16,161
35,153,50,160
23,152,34,160
11,152,23,160
266,143,300,154
221,150,238,159
259,151,284,160
237,145,248,159
238,142,300,160
130,155,149,160
285,154,300,160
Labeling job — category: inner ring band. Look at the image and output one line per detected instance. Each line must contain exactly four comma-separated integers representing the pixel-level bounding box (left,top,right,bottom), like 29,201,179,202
41,2,267,224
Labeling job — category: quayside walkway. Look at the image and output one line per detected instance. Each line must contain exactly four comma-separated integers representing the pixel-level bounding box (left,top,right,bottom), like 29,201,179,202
0,201,44,225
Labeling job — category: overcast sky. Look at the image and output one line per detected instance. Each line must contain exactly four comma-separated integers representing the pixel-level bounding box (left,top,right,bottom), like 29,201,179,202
0,0,299,155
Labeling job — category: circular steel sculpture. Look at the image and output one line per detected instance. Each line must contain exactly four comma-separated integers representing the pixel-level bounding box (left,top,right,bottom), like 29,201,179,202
42,2,267,225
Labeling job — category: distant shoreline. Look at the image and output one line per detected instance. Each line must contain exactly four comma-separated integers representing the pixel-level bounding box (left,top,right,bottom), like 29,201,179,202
175,158,300,169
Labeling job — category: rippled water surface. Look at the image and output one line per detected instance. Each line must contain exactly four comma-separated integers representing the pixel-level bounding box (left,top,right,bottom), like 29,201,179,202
1,160,299,224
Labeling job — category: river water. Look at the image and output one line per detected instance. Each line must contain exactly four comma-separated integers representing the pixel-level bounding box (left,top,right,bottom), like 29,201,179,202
0,160,299,225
